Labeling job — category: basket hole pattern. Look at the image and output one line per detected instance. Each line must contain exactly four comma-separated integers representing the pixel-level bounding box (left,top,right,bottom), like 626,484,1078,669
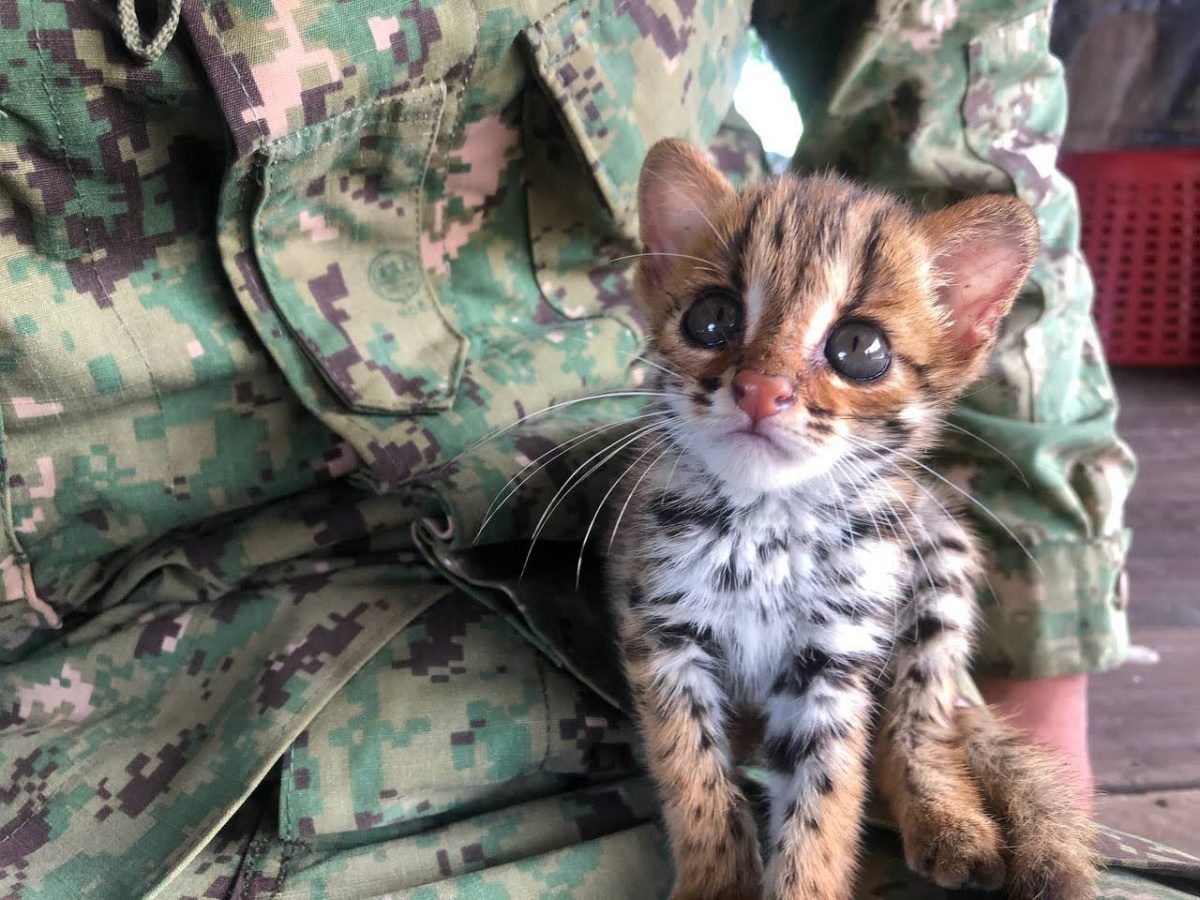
1073,163,1200,366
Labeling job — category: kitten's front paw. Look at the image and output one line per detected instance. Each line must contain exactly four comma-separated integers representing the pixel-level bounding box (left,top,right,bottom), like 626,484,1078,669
904,813,1006,891
1007,843,1097,900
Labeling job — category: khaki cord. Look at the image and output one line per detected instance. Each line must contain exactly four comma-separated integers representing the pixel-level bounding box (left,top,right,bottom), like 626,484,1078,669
117,0,182,65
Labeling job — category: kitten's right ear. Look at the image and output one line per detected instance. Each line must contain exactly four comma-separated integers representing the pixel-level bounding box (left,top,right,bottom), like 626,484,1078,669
637,139,736,289
919,195,1040,364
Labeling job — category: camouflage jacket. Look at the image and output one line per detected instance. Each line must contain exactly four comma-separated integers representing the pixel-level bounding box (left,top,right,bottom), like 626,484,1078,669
0,0,1168,898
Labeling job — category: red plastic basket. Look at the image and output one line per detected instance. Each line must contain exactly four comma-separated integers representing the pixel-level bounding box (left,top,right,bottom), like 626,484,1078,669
1060,150,1200,367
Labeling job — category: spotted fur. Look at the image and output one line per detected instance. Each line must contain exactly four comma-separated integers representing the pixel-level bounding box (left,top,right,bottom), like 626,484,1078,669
605,139,1096,900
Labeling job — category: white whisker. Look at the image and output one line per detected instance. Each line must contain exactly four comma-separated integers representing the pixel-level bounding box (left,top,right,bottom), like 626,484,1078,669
436,390,681,475
607,438,681,552
521,421,669,580
557,335,691,385
474,411,666,543
940,420,1029,488
576,428,678,588
631,353,689,384
591,251,720,277
844,433,1039,571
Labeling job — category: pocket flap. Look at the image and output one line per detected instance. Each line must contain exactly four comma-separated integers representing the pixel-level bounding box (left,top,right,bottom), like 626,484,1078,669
521,0,750,236
252,83,468,414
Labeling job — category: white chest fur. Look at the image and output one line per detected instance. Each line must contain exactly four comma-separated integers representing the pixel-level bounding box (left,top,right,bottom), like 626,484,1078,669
631,472,907,705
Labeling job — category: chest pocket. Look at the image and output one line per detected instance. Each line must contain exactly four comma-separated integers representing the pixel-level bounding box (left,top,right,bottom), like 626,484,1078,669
252,84,467,414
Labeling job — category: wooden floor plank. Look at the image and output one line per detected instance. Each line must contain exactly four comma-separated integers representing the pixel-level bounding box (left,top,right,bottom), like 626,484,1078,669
1080,370,1200,855
1111,368,1200,631
1090,628,1200,792
1094,789,1200,858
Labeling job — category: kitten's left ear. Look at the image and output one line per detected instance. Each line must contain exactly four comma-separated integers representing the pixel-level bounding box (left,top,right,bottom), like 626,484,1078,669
919,195,1040,359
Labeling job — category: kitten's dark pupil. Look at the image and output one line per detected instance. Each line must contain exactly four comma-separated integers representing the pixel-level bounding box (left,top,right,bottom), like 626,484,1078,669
825,321,892,381
683,292,741,348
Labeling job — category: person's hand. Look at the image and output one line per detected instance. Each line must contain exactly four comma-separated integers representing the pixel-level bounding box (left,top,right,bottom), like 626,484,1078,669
975,672,1094,812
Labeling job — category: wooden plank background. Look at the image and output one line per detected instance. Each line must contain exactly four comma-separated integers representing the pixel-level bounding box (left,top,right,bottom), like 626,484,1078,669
1090,368,1200,854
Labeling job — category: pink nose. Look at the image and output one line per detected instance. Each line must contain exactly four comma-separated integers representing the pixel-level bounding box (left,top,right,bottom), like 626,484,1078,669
732,370,795,421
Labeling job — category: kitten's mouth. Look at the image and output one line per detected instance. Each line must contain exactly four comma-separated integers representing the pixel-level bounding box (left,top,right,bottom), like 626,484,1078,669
730,427,791,457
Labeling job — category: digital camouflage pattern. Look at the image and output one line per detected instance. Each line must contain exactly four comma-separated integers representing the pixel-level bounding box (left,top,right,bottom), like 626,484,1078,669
0,0,1177,897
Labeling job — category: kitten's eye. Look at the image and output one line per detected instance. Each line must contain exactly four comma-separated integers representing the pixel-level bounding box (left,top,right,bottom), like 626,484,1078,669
682,291,742,348
825,321,892,381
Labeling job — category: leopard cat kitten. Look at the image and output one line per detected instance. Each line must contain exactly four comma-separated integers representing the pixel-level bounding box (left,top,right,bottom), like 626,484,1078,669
604,139,1097,900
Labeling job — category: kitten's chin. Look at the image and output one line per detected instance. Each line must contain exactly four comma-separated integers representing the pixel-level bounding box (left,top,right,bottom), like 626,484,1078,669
692,431,833,497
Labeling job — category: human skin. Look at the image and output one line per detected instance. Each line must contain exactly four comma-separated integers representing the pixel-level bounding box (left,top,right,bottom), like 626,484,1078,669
978,673,1093,812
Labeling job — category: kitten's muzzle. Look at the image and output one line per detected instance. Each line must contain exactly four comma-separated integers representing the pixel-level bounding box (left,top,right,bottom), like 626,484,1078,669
732,370,795,423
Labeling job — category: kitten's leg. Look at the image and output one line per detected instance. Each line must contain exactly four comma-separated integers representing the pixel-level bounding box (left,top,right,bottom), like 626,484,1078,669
957,704,1098,900
622,619,762,900
762,650,874,900
874,529,1005,890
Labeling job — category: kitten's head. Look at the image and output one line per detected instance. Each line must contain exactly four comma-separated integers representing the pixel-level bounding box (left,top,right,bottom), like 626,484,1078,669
634,139,1039,497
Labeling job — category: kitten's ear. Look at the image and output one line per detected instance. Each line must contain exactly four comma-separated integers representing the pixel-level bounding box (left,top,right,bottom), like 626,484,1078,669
637,139,736,288
919,195,1040,359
